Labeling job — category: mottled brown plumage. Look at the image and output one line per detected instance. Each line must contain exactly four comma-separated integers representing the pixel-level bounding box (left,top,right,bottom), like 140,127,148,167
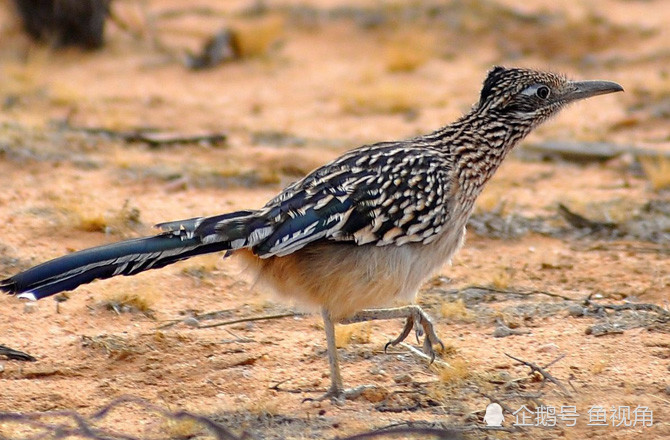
2,67,623,401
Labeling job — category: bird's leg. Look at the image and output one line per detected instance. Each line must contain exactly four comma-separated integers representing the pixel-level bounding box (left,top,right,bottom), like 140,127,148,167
305,309,375,403
342,305,444,361
322,307,344,396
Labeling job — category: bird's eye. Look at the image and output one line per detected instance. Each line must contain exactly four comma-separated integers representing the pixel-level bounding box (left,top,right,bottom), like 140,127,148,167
520,84,551,99
536,85,550,99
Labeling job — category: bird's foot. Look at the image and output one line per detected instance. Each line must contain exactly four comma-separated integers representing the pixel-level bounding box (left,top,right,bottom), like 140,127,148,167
384,307,444,362
304,384,377,404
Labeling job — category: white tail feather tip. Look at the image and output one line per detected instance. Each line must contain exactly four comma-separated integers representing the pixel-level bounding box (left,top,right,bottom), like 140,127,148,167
17,292,38,301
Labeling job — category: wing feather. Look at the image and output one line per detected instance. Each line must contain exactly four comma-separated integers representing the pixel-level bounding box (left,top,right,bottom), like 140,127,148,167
248,142,454,258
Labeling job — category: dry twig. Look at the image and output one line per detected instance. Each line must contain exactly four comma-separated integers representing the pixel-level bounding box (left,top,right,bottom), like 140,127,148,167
338,426,463,439
0,395,242,440
58,122,227,148
198,312,301,329
585,300,669,318
450,285,574,301
505,353,571,397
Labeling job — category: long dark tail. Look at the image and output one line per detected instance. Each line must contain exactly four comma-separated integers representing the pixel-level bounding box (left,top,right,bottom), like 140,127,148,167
1,210,267,301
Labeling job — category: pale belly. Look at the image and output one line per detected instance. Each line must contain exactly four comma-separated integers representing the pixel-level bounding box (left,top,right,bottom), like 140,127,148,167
235,223,467,321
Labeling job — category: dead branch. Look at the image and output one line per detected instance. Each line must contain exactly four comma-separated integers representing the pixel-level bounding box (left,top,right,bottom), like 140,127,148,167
479,393,517,416
197,312,301,329
581,242,670,255
505,353,571,397
454,285,574,301
520,140,670,164
0,395,532,439
586,324,626,336
0,395,243,439
519,140,624,163
558,203,617,232
59,122,227,148
89,395,243,440
156,308,239,330
492,318,531,338
396,341,451,368
338,426,463,440
584,300,670,318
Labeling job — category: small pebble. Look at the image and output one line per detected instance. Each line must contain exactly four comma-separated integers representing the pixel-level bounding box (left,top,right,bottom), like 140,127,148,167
567,304,585,317
183,317,200,328
504,381,520,391
0,363,5,373
493,327,512,338
393,373,413,384
369,366,386,376
23,302,37,314
538,343,559,353
360,386,389,403
464,412,479,423
665,385,670,396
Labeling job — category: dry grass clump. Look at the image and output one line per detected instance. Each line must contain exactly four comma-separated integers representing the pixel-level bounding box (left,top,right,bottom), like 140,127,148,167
0,51,48,96
427,357,471,402
79,203,141,234
48,82,84,106
81,334,137,359
440,298,473,323
383,30,435,73
50,197,142,236
180,254,221,286
161,417,202,439
244,399,280,418
434,357,470,384
340,80,421,115
491,268,512,290
591,358,608,375
234,15,284,58
640,155,670,191
335,322,371,348
500,12,652,60
100,290,157,317
468,264,514,291
447,1,653,61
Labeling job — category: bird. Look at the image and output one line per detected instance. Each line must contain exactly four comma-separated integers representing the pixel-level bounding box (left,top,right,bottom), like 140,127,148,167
1,67,623,401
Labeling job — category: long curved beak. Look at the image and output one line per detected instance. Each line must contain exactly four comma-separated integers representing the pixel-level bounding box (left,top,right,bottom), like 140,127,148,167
563,80,624,102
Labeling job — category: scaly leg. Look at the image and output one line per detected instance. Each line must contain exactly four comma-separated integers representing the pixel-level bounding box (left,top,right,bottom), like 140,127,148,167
306,309,375,403
322,308,344,395
342,305,444,361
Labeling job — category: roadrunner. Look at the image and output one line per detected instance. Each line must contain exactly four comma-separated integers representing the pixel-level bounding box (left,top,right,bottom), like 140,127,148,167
2,67,622,400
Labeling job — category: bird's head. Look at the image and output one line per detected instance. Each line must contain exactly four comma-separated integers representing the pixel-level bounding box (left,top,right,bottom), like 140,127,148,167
476,66,623,127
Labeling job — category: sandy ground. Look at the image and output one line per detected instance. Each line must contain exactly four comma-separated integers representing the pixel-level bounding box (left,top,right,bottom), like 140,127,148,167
0,1,668,439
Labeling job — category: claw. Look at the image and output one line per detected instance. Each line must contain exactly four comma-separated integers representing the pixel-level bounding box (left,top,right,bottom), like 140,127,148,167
414,325,424,344
383,307,444,363
384,316,414,352
419,321,444,363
